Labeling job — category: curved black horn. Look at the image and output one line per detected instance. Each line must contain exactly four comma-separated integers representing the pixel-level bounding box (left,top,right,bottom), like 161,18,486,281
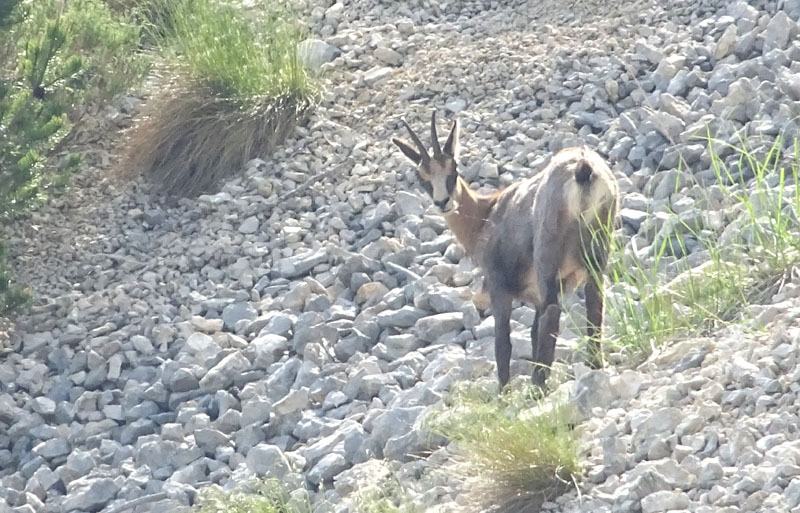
401,119,430,161
430,111,442,156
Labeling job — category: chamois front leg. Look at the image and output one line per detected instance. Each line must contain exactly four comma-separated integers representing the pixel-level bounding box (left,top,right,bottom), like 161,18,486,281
491,290,513,388
584,277,605,369
532,278,560,387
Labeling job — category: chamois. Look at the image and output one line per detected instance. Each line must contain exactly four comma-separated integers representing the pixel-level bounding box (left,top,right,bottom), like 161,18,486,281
392,112,619,387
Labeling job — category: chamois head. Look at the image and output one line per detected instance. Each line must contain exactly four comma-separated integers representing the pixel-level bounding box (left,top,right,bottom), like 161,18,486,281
392,111,461,214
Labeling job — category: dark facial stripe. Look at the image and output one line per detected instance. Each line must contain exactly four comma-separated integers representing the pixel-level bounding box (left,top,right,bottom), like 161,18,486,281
446,173,457,195
419,178,433,197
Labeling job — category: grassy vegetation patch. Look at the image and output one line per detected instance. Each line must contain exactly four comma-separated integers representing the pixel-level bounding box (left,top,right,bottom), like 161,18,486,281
124,81,308,196
124,0,317,196
424,380,579,511
596,137,800,360
350,465,417,513
194,479,311,513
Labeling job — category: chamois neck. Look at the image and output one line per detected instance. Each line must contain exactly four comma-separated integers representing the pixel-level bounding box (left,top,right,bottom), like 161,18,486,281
444,176,495,256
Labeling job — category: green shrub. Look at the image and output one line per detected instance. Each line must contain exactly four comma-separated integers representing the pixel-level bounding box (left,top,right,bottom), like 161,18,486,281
424,380,579,510
0,0,147,313
124,0,317,196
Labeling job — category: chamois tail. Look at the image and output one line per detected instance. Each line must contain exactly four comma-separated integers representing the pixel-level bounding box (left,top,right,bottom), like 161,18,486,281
574,161,593,185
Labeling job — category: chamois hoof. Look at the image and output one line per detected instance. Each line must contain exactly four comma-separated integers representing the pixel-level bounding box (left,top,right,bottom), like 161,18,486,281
531,366,549,388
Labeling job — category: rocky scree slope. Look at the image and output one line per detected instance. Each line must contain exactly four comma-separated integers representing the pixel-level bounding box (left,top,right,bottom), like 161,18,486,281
4,0,800,512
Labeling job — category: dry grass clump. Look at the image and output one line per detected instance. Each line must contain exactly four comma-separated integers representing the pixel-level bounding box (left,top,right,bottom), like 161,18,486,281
123,0,316,196
124,80,311,196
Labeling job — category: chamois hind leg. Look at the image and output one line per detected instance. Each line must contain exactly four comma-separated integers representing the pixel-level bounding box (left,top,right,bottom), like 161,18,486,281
532,279,560,387
491,290,513,388
584,276,605,369
583,231,609,369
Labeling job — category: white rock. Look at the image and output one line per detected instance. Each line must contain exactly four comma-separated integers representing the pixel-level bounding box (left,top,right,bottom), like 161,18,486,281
238,216,260,234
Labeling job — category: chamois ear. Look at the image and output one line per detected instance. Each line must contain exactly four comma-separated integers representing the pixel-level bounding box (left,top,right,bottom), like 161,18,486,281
392,138,422,165
443,119,460,159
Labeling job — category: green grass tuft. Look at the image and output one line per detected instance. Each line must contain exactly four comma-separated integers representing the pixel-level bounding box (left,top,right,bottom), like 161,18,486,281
147,0,314,101
424,379,579,508
590,136,800,360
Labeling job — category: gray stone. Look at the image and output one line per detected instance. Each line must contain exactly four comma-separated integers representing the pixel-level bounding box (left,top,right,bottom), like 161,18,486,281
62,477,120,513
714,24,737,59
640,490,690,513
245,443,291,479
381,334,424,360
59,450,95,485
131,335,154,355
304,421,368,466
764,11,795,53
199,352,251,390
33,438,70,459
274,388,309,416
238,216,260,234
355,282,389,305
191,316,224,334
383,429,444,462
395,191,425,217
634,408,683,444
241,397,272,427
620,208,648,232
184,332,219,356
603,437,627,475
648,111,685,142
194,428,231,455
323,391,350,410
377,306,428,329
32,397,56,416
786,478,800,508
137,439,203,469
222,302,257,331
278,248,329,279
259,313,295,337
364,66,392,86
251,334,289,368
573,371,616,419
414,312,464,342
374,47,402,66
653,55,685,90
445,98,467,113
169,368,199,393
282,282,312,311
369,407,425,456
170,458,207,484
298,39,341,70
307,453,349,485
